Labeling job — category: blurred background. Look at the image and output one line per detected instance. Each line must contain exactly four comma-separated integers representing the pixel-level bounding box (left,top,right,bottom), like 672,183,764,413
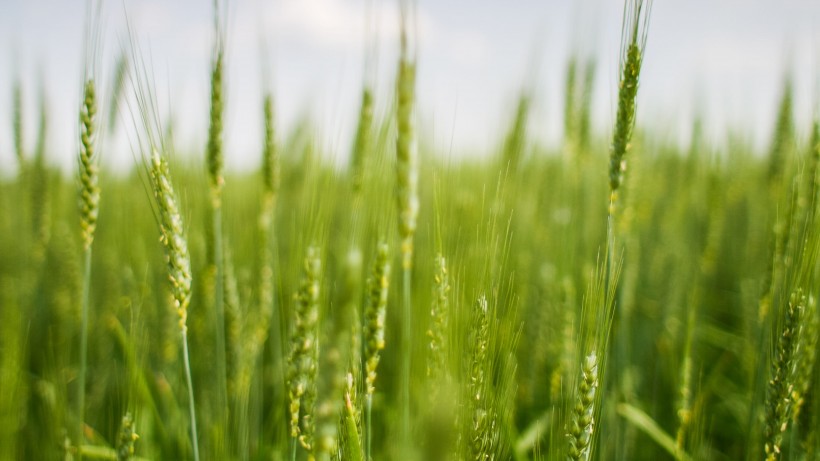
0,0,819,174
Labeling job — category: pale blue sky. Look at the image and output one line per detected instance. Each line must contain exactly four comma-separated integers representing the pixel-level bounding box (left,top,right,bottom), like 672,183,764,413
1,0,819,174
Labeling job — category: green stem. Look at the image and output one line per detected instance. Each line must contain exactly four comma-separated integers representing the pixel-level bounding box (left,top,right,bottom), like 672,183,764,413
269,221,289,450
605,193,616,323
78,247,92,460
212,203,229,423
366,393,373,461
401,263,412,447
182,331,201,461
235,386,250,461
606,217,614,289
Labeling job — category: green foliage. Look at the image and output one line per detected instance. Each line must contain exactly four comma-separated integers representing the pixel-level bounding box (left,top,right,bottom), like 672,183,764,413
4,99,820,460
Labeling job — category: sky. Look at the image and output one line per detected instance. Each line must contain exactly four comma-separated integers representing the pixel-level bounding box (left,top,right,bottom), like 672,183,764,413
0,0,819,175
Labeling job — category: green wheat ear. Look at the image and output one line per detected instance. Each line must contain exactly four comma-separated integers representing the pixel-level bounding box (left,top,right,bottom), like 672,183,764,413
364,243,391,395
287,246,321,453
763,290,804,461
206,50,224,206
350,86,374,193
396,34,419,270
578,59,596,154
13,81,25,169
767,77,795,183
468,295,496,461
567,352,599,461
79,79,100,251
609,42,641,196
149,147,192,333
116,413,138,461
363,242,390,461
792,294,817,423
261,94,280,207
609,0,652,209
564,56,579,150
427,254,450,383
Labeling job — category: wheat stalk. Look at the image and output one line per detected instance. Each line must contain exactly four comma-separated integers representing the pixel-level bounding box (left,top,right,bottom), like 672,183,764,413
395,6,418,446
396,33,419,269
601,6,652,452
147,147,198,461
77,78,100,455
205,40,230,434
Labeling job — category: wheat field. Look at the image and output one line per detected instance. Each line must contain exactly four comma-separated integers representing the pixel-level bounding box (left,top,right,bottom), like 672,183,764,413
1,1,819,460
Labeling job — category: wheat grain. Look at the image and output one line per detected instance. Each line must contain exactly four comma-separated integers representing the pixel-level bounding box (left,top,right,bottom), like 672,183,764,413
396,32,419,270
609,0,652,208
79,80,100,251
427,254,450,383
364,243,390,396
567,352,598,461
767,78,795,183
363,242,390,461
116,413,138,461
793,295,817,423
207,51,225,205
149,148,192,333
287,246,321,453
763,290,804,461
468,295,497,461
262,94,279,208
351,87,374,193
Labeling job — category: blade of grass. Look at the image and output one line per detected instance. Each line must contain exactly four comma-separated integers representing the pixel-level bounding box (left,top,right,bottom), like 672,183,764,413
616,403,693,461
